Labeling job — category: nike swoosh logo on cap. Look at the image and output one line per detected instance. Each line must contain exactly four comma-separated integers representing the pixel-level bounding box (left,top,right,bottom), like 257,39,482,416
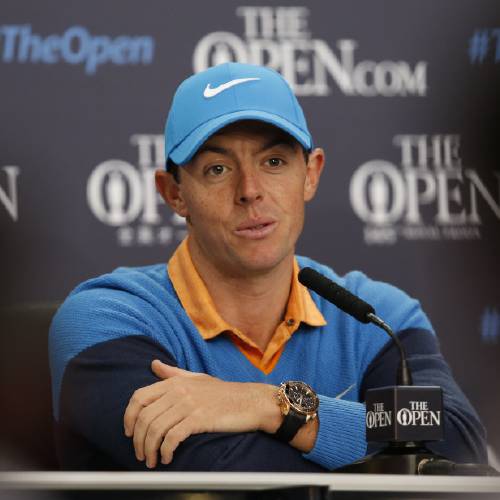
203,77,260,98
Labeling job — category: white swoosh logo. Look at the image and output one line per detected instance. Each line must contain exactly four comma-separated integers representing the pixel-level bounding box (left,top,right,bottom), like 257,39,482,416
203,77,260,98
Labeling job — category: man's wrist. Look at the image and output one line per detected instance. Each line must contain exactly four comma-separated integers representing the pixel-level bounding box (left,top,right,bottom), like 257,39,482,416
290,416,318,453
246,382,319,453
251,383,283,434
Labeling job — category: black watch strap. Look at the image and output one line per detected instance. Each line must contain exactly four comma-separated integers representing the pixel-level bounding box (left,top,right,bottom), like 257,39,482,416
275,410,307,442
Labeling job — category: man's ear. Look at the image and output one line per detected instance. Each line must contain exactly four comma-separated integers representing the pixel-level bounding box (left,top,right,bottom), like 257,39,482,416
304,148,325,202
155,169,188,217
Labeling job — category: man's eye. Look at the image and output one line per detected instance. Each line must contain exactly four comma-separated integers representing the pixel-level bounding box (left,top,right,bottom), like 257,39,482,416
207,164,226,176
267,158,284,168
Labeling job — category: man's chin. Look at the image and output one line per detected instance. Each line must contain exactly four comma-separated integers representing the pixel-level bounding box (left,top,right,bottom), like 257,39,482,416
229,249,293,277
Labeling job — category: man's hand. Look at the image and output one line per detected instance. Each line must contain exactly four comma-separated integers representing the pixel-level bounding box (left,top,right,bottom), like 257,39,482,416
123,360,280,468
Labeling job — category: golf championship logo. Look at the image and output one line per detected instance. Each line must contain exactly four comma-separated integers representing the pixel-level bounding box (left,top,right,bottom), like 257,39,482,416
366,402,392,429
86,135,186,247
0,25,154,75
193,6,427,97
350,134,500,244
366,401,441,429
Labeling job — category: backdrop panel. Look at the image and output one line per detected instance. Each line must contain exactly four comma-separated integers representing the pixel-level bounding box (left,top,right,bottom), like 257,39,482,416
1,0,499,466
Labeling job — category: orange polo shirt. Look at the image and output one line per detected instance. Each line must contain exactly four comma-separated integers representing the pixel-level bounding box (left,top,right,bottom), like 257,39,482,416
167,239,326,374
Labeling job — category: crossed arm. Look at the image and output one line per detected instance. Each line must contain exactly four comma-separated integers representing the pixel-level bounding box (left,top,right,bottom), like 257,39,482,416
54,334,326,472
118,329,488,470
123,360,318,469
54,329,487,471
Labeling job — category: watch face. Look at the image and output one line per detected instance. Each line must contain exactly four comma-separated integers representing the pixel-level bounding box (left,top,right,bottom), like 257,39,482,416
285,381,319,415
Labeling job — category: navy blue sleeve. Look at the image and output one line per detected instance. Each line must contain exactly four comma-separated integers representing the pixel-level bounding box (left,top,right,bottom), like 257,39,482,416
360,328,487,464
56,334,326,472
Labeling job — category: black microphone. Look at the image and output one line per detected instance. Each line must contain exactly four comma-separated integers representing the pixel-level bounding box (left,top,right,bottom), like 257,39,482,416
299,267,495,476
298,267,413,385
298,267,445,474
298,267,374,323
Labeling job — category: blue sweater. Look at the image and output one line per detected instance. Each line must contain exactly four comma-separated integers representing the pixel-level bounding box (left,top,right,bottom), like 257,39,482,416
49,256,487,471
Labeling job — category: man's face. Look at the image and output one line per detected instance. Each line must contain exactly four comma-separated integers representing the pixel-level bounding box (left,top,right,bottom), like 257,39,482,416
158,121,324,278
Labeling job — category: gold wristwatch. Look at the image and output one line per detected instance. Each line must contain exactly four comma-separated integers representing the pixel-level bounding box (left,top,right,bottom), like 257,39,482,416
275,381,319,442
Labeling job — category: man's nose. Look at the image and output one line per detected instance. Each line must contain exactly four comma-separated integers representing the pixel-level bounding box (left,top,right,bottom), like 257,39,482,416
235,166,264,205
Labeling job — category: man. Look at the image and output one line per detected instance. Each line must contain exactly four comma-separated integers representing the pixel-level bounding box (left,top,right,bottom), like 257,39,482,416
49,62,486,471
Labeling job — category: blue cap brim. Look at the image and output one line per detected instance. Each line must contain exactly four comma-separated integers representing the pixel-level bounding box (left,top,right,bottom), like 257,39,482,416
168,110,312,165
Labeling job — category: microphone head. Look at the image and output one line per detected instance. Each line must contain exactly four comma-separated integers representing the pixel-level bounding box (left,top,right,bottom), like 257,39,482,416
298,267,375,323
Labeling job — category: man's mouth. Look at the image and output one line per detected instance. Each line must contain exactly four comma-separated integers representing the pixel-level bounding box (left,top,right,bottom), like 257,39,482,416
234,219,277,239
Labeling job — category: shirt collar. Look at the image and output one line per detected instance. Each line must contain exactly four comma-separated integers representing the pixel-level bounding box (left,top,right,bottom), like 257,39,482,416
167,238,326,341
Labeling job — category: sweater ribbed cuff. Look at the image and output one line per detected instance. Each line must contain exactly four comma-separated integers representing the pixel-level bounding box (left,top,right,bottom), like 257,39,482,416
303,394,367,470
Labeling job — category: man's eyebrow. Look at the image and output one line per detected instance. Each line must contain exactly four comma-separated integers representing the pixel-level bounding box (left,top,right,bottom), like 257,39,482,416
195,137,297,158
196,145,229,156
257,138,297,154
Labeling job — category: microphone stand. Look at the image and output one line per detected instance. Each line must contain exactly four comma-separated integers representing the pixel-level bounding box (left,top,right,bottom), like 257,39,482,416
336,312,441,474
366,313,412,387
297,268,498,476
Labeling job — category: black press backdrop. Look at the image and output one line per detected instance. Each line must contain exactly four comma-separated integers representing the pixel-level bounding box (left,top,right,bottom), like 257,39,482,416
1,0,499,467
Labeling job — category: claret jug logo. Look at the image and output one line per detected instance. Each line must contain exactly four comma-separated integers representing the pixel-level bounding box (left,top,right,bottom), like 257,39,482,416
366,402,392,429
366,401,441,430
396,401,441,427
193,6,427,97
86,135,186,247
350,134,500,244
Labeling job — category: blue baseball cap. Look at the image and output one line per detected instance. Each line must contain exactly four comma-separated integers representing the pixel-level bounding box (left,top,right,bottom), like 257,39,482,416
165,62,312,166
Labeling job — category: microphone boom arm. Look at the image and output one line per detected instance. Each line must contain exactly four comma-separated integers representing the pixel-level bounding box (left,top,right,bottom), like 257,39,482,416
367,312,413,386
